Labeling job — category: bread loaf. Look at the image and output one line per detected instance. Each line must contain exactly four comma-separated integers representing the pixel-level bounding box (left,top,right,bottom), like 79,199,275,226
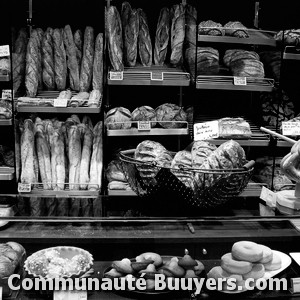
154,7,170,66
25,29,41,97
106,160,126,182
13,28,28,93
35,28,44,89
42,27,55,90
105,107,132,130
121,1,132,38
155,103,187,128
230,59,265,78
170,4,185,66
259,51,281,82
185,5,197,47
63,25,80,91
223,49,259,67
198,20,224,36
132,106,156,127
218,117,252,139
191,141,217,169
82,115,93,131
74,29,82,72
106,6,124,71
53,28,67,91
92,33,104,92
224,21,249,38
88,89,101,107
79,26,94,92
138,8,152,66
57,90,72,99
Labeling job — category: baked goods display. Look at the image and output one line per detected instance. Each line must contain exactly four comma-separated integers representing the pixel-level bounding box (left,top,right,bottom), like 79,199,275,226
132,106,157,127
0,100,12,119
0,145,14,167
18,115,103,191
224,21,249,38
155,103,187,128
198,20,224,36
0,242,26,278
259,50,281,82
274,29,300,45
218,117,252,139
104,250,205,292
207,241,283,292
105,107,132,130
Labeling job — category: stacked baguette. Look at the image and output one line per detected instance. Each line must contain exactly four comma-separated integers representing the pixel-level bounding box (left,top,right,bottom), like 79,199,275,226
21,25,103,97
19,115,103,191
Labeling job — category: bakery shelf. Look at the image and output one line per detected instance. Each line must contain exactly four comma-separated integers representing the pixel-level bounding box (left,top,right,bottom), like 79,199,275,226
196,75,274,92
0,74,10,82
106,127,189,136
198,29,277,47
107,190,136,196
0,119,12,126
0,167,14,181
107,65,190,86
283,46,300,60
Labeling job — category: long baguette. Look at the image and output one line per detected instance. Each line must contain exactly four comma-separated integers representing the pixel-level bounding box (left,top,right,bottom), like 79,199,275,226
92,33,104,92
138,8,152,66
42,27,55,90
74,29,83,73
185,5,197,47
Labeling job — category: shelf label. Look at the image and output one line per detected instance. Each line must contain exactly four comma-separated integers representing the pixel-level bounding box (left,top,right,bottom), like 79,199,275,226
54,98,68,107
260,186,276,208
282,122,300,136
138,121,151,131
151,71,164,81
18,183,31,193
290,278,300,294
194,121,219,141
0,45,9,57
1,89,12,100
54,290,87,300
109,71,123,81
234,76,247,86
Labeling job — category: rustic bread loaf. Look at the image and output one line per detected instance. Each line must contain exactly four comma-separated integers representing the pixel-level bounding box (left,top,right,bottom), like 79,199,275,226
185,5,197,47
198,20,224,36
138,8,152,66
105,107,132,130
218,117,252,139
74,29,82,72
106,160,127,183
224,21,249,38
191,141,217,169
93,33,104,92
132,106,156,127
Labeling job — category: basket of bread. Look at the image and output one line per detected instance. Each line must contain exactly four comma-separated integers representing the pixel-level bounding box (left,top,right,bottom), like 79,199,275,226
119,139,255,209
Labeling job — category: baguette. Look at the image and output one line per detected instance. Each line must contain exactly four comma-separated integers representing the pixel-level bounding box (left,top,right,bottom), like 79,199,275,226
63,25,80,91
79,26,94,92
92,33,104,92
53,28,67,91
138,8,152,66
74,29,83,72
35,28,44,89
42,27,55,90
170,4,185,66
185,5,197,47
154,7,170,66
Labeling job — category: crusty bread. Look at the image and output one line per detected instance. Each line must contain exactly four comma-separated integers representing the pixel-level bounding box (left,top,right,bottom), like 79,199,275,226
105,107,132,130
42,27,55,90
92,33,104,92
132,106,156,127
138,8,152,66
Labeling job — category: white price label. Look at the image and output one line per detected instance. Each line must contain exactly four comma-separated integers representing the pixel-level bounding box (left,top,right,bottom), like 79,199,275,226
282,122,300,136
138,121,151,131
109,71,123,81
54,98,68,107
194,121,219,141
18,183,31,193
0,45,9,57
290,278,300,294
260,186,276,208
54,290,87,300
151,72,164,81
233,77,247,86
1,89,12,100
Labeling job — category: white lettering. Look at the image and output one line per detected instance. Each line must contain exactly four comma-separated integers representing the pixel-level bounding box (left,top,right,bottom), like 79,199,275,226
22,278,33,290
167,277,179,291
155,274,166,290
193,278,205,295
269,278,287,291
101,278,112,290
226,278,237,291
256,278,268,290
135,278,146,290
8,274,20,290
206,278,216,290
113,277,126,290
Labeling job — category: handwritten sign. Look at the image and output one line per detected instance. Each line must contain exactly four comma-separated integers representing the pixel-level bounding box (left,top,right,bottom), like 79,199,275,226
54,98,68,107
18,183,31,193
54,290,87,300
260,186,276,208
138,121,151,131
151,72,163,81
233,77,247,86
109,71,123,81
1,89,12,100
0,45,9,57
194,121,219,141
282,122,300,136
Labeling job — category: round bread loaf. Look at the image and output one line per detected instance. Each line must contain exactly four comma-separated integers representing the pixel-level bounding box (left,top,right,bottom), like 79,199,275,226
106,160,126,183
198,20,224,36
155,103,187,129
191,141,217,169
134,140,172,178
132,106,157,127
105,107,132,130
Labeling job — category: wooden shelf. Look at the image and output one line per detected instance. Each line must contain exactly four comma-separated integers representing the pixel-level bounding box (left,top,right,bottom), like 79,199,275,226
0,167,14,181
0,74,10,82
17,106,100,114
108,190,136,196
0,119,12,126
107,127,189,136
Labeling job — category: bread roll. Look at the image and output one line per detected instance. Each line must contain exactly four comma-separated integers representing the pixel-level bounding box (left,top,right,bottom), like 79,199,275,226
138,8,152,67
63,25,80,91
79,26,94,92
132,106,156,127
154,7,170,66
155,103,187,128
53,28,67,91
105,107,132,130
170,4,185,66
42,27,55,90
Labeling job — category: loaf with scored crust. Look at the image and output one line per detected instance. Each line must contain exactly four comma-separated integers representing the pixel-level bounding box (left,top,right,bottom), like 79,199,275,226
92,33,103,92
42,27,55,90
138,8,152,67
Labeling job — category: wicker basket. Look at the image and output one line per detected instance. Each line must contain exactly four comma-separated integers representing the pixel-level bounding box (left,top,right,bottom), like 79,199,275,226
119,149,255,209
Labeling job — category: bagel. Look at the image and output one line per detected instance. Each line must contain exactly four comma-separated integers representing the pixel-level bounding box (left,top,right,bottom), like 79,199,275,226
232,241,263,262
136,252,163,267
264,252,282,271
243,264,265,280
221,252,253,275
258,245,273,264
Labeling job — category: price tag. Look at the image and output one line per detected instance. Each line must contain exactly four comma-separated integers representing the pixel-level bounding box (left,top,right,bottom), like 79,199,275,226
138,121,151,131
260,186,276,208
18,183,31,193
1,89,12,100
233,77,247,86
0,45,9,57
282,122,300,136
151,72,163,81
54,290,87,300
54,98,68,107
109,71,123,81
290,278,300,294
193,121,219,141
